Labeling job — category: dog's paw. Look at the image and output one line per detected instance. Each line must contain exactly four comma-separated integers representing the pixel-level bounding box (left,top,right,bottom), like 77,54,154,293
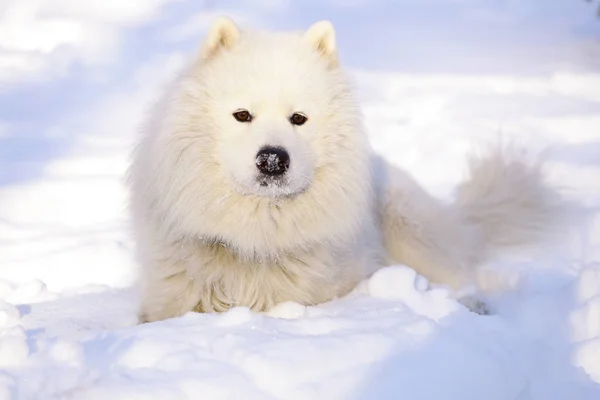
458,295,493,315
137,312,152,324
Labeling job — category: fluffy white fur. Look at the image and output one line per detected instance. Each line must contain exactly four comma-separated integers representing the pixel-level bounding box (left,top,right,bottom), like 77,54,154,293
128,17,566,323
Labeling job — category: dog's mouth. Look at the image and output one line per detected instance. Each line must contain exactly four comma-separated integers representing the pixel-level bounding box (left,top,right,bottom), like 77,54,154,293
257,175,286,188
225,172,310,200
227,159,314,200
253,173,309,199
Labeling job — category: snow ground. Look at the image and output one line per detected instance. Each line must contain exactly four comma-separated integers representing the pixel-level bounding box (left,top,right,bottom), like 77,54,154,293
1,0,600,399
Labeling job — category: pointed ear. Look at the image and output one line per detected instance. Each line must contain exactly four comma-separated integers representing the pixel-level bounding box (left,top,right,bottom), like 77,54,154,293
303,20,338,67
201,16,240,60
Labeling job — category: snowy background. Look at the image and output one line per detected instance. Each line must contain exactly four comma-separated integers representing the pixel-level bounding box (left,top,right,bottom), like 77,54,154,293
1,0,600,399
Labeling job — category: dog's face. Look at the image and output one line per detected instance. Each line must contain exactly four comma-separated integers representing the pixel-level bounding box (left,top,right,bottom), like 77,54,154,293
209,69,319,199
190,18,358,200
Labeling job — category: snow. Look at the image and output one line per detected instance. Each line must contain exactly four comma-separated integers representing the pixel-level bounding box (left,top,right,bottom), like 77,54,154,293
1,0,600,399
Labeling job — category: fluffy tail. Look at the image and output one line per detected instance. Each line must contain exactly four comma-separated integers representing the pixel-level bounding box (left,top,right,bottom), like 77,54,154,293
379,146,572,300
455,146,569,259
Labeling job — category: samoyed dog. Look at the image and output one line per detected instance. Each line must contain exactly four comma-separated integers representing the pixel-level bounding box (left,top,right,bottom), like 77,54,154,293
128,17,565,323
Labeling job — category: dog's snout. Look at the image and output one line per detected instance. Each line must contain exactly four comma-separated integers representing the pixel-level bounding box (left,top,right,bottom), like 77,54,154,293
256,146,290,176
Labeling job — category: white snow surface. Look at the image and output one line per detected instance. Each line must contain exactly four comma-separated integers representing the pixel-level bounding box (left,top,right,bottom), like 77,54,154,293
1,1,600,399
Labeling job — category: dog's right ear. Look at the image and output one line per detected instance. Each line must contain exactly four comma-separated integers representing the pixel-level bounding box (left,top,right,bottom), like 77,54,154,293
201,16,240,60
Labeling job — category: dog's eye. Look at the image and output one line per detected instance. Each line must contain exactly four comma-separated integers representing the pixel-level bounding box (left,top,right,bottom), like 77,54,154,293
289,113,307,126
233,110,252,122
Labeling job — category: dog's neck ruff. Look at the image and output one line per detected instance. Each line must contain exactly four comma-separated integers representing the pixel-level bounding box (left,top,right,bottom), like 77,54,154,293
192,231,330,266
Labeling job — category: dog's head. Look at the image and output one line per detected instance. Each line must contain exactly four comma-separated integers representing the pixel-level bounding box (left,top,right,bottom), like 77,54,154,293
139,18,373,256
191,17,369,200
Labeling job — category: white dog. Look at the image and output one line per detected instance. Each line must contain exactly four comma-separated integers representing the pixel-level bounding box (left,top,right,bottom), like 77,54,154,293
127,17,566,323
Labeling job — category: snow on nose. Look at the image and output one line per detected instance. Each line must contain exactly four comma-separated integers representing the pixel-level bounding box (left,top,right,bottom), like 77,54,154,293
255,146,290,176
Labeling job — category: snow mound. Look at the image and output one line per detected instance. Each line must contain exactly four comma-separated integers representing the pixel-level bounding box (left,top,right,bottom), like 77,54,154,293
0,265,597,399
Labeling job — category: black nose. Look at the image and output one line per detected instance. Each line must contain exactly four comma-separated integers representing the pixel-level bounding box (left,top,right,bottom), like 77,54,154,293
255,146,290,176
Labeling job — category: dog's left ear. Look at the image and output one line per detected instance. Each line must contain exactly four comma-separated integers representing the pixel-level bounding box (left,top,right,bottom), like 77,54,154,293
303,21,338,68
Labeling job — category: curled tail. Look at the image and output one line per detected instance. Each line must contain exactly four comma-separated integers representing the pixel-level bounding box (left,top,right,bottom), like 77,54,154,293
455,146,569,261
